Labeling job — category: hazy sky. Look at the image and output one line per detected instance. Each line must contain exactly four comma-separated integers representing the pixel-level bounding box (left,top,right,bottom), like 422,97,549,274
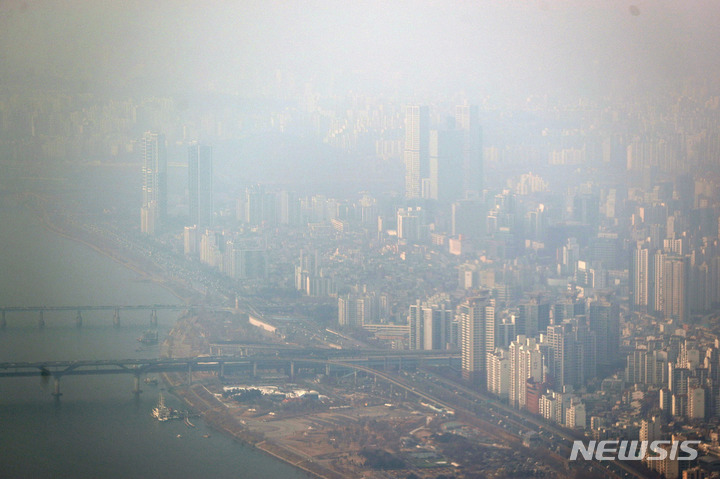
1,1,719,100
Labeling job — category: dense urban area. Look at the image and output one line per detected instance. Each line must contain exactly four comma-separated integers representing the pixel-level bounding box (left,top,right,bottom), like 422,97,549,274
4,76,720,479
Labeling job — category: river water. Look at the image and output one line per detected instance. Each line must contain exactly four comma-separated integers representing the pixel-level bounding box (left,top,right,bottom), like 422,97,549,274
0,195,306,479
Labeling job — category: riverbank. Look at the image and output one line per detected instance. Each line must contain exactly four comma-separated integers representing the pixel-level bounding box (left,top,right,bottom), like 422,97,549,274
21,192,338,478
160,314,343,479
18,191,200,304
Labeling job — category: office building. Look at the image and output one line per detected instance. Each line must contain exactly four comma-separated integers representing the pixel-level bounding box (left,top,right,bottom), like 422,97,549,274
188,142,213,227
229,241,267,280
429,129,463,204
455,104,483,197
517,296,550,338
588,295,620,368
404,105,429,199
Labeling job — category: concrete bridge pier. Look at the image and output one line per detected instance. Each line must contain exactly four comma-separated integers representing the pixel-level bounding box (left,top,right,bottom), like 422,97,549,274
52,376,62,398
252,361,257,377
112,308,120,328
354,370,357,387
132,373,142,395
75,310,83,328
187,363,192,385
219,361,225,378
150,309,158,327
38,310,45,329
290,361,295,381
325,364,330,376
1,310,6,329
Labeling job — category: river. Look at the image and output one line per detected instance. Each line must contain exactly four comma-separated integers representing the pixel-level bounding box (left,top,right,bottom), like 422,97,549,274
0,194,307,479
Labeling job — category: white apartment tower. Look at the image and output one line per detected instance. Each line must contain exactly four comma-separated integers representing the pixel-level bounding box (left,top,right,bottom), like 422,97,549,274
141,131,167,234
509,336,545,409
459,293,495,384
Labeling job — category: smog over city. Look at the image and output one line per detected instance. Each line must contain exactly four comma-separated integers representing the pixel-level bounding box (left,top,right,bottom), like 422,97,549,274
2,2,720,478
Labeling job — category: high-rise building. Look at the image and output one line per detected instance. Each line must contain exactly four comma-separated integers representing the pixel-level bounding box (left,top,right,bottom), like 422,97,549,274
188,142,213,228
459,293,495,384
338,294,375,328
404,105,429,199
639,416,662,443
455,104,483,197
632,242,650,312
229,241,267,280
279,190,301,226
588,295,620,368
140,131,167,234
487,348,511,399
653,250,667,313
429,129,463,204
509,336,545,409
545,324,581,389
242,185,277,226
183,225,199,256
688,383,706,420
409,295,453,350
663,255,690,322
451,198,484,239
517,296,550,338
397,207,426,242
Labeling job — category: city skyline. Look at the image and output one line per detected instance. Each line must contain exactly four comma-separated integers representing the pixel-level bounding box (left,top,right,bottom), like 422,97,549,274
5,2,720,478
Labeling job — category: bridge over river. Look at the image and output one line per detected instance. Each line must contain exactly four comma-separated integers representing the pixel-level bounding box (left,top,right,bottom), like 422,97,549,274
0,304,230,329
0,351,459,398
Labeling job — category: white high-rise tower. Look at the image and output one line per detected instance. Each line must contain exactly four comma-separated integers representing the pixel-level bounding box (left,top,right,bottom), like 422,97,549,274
404,105,429,199
141,131,167,234
188,142,213,228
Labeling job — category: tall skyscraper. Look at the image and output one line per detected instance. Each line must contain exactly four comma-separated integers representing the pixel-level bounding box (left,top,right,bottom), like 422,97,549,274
517,296,550,338
588,295,620,368
545,323,584,389
429,129,463,204
242,185,277,226
652,250,667,313
663,255,690,322
455,104,483,198
188,142,213,228
631,241,650,312
404,105,429,199
141,131,167,234
459,293,495,384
